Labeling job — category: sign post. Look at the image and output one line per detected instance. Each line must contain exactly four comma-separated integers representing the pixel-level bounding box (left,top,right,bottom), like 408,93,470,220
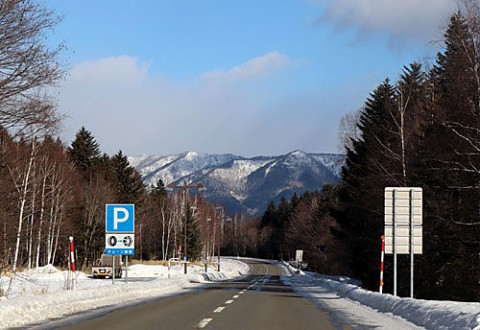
295,250,303,269
384,187,422,297
105,204,135,283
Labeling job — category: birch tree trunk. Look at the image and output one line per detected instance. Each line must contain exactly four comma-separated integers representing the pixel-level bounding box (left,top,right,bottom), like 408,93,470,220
46,171,56,265
7,139,37,297
27,159,37,269
11,139,36,274
35,160,51,268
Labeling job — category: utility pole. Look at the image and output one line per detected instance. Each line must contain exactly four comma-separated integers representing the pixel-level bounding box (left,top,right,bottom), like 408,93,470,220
214,206,224,272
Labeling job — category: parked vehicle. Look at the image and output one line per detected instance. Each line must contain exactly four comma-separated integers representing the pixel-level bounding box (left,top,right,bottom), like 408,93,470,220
91,254,123,279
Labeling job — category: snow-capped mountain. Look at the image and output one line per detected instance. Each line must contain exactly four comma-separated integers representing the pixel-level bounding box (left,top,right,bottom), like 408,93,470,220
128,150,344,215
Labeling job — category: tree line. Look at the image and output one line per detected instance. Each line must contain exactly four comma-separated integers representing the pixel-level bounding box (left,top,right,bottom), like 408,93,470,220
1,126,232,273
0,1,232,294
2,0,480,303
247,1,480,302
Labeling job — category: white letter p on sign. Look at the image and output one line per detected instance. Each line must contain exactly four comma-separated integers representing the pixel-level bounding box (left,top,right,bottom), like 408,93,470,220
113,207,129,230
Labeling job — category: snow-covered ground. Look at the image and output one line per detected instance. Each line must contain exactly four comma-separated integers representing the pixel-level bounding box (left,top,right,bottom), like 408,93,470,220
281,263,480,330
0,259,478,329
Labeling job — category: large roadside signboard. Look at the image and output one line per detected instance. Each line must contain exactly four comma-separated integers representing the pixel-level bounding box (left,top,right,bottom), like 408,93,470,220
384,187,423,254
105,204,135,255
384,187,423,298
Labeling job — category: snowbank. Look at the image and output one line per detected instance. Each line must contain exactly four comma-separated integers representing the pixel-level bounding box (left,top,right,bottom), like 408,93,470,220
0,258,249,329
1,259,479,330
282,263,480,330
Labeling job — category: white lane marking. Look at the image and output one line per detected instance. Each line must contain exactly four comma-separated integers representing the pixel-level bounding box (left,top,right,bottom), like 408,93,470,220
197,318,212,329
225,299,234,304
233,295,240,299
239,290,245,294
214,307,225,313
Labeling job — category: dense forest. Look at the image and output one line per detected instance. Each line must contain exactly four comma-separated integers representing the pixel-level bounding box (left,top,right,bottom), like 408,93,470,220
2,0,480,303
249,1,480,302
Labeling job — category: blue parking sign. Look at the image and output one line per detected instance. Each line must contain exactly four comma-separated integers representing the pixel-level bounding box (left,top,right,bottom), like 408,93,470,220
106,204,135,233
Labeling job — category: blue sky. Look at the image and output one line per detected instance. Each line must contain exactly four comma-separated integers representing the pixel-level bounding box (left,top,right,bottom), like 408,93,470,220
44,0,456,157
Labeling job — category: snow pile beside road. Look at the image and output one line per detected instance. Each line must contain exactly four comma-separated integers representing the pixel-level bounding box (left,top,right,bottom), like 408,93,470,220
0,258,247,329
284,264,480,330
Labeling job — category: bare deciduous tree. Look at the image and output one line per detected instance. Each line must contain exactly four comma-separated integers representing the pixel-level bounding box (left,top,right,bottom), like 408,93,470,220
0,0,64,136
337,108,362,153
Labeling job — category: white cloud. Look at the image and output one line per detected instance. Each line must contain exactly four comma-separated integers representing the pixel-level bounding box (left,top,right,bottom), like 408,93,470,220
68,56,150,85
202,52,295,84
57,53,324,157
316,0,456,43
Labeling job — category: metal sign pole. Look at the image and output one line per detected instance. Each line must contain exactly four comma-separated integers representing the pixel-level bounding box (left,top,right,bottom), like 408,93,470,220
112,255,116,284
393,189,397,296
410,189,414,298
379,235,385,293
125,256,128,283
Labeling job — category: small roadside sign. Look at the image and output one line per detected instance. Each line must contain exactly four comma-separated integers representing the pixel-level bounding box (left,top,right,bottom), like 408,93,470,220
105,233,135,256
105,204,135,256
106,204,135,233
295,250,303,262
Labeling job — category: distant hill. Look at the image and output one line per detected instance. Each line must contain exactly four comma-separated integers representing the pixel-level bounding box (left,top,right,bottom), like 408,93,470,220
128,150,344,215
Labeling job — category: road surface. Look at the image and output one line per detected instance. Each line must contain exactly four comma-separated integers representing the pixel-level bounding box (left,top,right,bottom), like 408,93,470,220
31,259,419,329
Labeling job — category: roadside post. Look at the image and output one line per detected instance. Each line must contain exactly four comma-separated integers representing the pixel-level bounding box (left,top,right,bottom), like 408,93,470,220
384,187,423,297
69,236,76,290
379,235,385,293
168,258,179,279
105,204,135,284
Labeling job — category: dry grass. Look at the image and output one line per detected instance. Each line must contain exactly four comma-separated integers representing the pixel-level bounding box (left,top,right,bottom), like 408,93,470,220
129,259,208,267
129,259,169,266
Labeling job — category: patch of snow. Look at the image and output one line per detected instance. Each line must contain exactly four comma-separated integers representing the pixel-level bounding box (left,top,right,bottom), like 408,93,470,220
1,258,475,329
0,259,249,329
281,262,480,330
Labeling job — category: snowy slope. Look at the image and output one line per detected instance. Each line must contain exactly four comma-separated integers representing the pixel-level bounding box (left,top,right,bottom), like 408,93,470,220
128,150,344,215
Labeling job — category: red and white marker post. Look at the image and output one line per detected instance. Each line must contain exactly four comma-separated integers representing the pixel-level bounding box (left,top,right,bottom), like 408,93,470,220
69,236,77,290
379,235,385,293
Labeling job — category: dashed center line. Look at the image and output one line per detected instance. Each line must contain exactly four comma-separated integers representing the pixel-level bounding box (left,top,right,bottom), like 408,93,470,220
196,318,212,329
213,307,225,313
195,279,259,328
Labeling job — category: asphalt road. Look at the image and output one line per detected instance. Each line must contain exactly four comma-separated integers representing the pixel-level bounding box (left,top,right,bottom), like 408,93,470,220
37,259,339,330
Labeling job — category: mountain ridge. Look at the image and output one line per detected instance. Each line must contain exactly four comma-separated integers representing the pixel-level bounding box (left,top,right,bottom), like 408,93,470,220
129,150,344,215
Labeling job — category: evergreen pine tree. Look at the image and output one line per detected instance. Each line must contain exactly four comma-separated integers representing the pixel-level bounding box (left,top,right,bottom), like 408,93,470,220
67,127,101,173
339,80,400,290
152,179,168,198
185,202,202,260
110,150,145,204
415,11,480,300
